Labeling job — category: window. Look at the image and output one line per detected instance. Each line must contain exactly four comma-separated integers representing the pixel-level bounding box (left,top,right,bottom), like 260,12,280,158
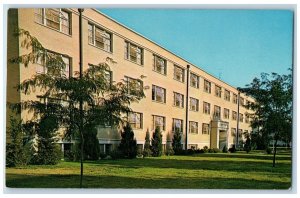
213,105,221,119
174,92,184,108
36,51,71,78
203,102,210,115
215,85,222,98
172,119,183,133
224,108,229,119
124,41,143,65
190,97,199,111
233,93,238,104
224,89,230,101
89,63,112,85
232,111,237,121
240,97,245,106
124,76,143,95
204,80,211,93
153,55,166,75
231,128,236,136
189,121,198,134
128,112,143,129
239,113,244,122
190,73,199,88
174,65,185,82
152,115,165,131
202,123,210,135
88,23,112,52
34,9,71,35
238,129,243,138
152,85,166,103
245,114,250,123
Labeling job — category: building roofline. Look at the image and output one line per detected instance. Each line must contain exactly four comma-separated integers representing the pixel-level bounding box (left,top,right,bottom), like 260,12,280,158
91,8,244,93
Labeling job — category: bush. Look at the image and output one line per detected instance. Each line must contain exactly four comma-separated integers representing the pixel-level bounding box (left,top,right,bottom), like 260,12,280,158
165,133,174,156
118,124,137,159
143,129,152,157
222,145,228,153
172,128,183,155
99,152,107,159
151,127,163,157
208,148,213,153
244,136,251,153
266,147,272,154
203,146,208,153
229,145,236,153
213,148,221,153
109,150,122,160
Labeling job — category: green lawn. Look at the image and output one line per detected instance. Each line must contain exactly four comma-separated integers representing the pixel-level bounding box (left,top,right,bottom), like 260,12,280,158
6,151,292,189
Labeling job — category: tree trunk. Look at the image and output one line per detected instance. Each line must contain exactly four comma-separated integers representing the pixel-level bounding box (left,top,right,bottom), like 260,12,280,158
272,138,278,167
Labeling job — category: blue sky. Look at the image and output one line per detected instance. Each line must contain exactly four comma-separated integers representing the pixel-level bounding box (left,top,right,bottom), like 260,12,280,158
99,9,293,88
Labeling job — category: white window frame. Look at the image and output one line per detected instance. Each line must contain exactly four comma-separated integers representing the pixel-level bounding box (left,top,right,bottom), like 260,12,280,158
204,80,211,93
190,73,199,88
174,65,185,82
190,97,199,111
128,112,143,129
173,92,184,108
202,123,210,135
152,85,166,103
172,118,183,133
189,121,198,134
203,102,211,115
34,8,71,35
88,23,112,52
125,41,143,65
153,55,167,75
152,115,166,131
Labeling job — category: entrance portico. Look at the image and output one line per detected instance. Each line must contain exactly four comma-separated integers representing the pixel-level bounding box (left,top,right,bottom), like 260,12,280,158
210,119,229,149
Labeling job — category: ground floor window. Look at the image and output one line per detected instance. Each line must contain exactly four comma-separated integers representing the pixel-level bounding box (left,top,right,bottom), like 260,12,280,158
188,144,198,150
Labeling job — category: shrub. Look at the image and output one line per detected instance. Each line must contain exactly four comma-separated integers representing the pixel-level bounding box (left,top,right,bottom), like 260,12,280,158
109,150,122,160
172,128,183,155
151,127,163,157
99,152,107,159
118,124,137,159
202,146,208,153
83,124,100,160
143,129,152,157
244,136,251,153
222,145,228,153
165,133,174,156
208,148,213,153
266,147,272,154
213,148,221,153
228,145,236,153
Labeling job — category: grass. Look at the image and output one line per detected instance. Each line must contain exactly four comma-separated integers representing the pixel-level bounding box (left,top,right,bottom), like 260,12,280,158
6,150,292,189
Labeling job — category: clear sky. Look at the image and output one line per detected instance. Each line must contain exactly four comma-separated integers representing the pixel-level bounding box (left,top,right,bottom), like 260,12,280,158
99,9,294,88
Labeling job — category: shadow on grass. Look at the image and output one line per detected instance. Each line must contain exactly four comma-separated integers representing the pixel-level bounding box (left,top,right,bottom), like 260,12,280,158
6,173,291,189
88,157,291,174
193,153,291,161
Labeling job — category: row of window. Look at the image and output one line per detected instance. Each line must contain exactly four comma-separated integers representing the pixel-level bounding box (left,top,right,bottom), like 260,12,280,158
128,112,249,136
34,9,251,108
128,112,210,135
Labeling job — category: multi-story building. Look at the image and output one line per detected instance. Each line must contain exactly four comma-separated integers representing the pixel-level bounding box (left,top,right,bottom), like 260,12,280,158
7,8,254,154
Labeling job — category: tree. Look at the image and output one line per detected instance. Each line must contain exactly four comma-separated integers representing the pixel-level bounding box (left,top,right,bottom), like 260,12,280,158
243,131,251,153
165,132,174,156
240,70,292,167
9,29,145,186
172,128,182,155
118,124,137,159
143,129,152,157
151,127,163,157
6,116,33,167
83,124,100,160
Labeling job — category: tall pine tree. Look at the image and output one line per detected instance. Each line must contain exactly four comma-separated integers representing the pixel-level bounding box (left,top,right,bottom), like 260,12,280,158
118,124,137,159
143,129,152,157
172,128,182,155
151,126,163,157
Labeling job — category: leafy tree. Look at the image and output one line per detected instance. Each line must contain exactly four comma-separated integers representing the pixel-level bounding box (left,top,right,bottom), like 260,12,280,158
151,127,163,157
9,29,145,186
143,129,152,157
118,124,137,159
6,116,34,167
172,128,182,155
165,132,174,156
240,70,292,167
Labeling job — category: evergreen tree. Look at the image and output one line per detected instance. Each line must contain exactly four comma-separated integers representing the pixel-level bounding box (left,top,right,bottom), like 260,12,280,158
151,126,163,157
34,114,62,165
83,124,100,160
172,128,182,155
143,129,152,157
6,117,33,167
165,133,174,156
118,124,137,159
243,132,251,153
